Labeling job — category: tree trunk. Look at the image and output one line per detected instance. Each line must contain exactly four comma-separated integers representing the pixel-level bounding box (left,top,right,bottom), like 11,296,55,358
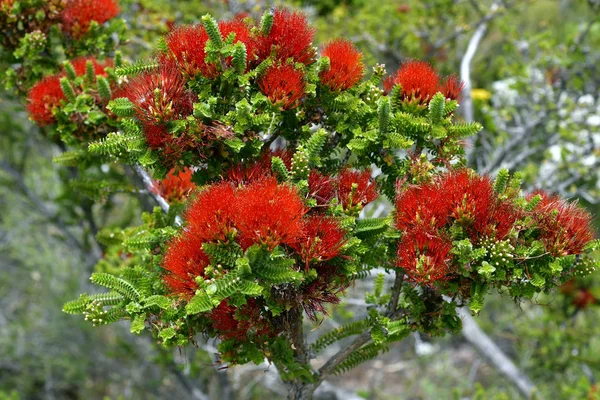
287,381,315,400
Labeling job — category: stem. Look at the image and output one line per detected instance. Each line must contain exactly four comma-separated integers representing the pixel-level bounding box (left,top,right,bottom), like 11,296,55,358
316,270,406,387
132,165,182,226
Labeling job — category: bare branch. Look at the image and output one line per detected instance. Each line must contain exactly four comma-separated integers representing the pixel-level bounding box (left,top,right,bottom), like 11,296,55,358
458,307,538,399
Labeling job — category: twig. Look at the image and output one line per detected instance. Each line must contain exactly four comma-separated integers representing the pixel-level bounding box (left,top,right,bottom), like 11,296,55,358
132,165,183,226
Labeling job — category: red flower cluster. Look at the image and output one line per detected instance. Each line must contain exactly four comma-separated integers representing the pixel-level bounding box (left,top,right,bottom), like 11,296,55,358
395,170,520,284
27,76,65,126
61,0,120,39
529,191,595,256
235,178,307,250
71,57,113,76
164,175,347,297
397,231,453,284
209,300,273,340
308,168,379,212
258,64,306,110
166,20,254,78
182,177,306,251
152,167,196,204
396,170,518,240
162,233,210,297
119,63,194,148
225,149,293,185
384,60,464,104
27,57,113,126
165,25,216,78
254,8,316,66
320,39,364,91
291,216,347,270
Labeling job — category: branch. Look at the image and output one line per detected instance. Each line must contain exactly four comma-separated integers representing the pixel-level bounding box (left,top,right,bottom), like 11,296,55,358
132,165,182,226
317,270,405,383
457,307,538,399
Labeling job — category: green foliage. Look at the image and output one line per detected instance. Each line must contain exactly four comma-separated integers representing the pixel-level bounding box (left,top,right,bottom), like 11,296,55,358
106,98,135,117
114,59,158,77
90,273,141,301
96,76,112,101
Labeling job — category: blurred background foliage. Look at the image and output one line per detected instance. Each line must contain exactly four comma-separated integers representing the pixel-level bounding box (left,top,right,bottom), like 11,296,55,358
1,0,599,399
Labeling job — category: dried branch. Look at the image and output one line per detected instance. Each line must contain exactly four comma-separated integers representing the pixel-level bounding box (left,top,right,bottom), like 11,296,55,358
458,307,538,399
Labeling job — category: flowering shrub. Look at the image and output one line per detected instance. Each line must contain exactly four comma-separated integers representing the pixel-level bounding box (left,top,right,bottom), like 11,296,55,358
3,4,597,398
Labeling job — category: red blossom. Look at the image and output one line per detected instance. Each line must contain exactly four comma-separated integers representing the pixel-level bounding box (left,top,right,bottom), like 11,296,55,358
254,8,316,66
165,25,217,78
320,39,364,91
397,231,453,284
162,232,210,297
384,60,464,105
395,170,519,241
441,75,464,101
209,299,273,340
26,76,65,126
70,57,113,77
61,0,120,39
395,184,452,231
258,64,306,110
219,19,255,68
235,177,306,250
308,170,336,207
384,60,439,103
529,191,595,256
300,276,346,321
224,149,293,185
120,63,193,125
152,167,196,204
337,168,379,210
185,182,238,244
291,215,347,270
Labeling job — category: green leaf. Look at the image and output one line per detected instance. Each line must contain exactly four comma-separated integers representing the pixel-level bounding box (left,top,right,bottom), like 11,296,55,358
130,315,146,334
185,292,214,315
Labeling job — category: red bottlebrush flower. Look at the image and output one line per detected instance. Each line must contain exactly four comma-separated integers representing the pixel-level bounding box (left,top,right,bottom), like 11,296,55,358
396,170,519,241
235,177,306,250
225,149,293,185
219,19,255,67
162,232,210,297
258,64,306,110
384,60,465,104
185,182,238,244
61,0,120,39
152,167,196,204
441,75,464,101
209,299,273,340
120,63,193,125
70,57,113,77
165,25,218,78
320,39,364,91
308,170,336,207
530,191,595,256
337,169,379,211
300,276,346,321
291,215,347,270
26,76,65,126
397,231,453,284
141,123,170,148
395,183,452,232
384,60,440,103
255,8,316,66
